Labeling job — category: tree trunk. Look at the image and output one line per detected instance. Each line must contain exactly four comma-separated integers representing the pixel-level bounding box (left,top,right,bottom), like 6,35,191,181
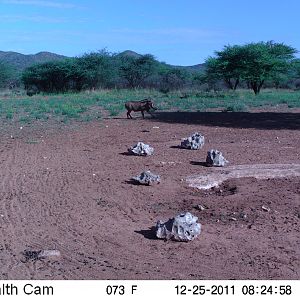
233,78,240,90
250,82,259,95
250,80,264,95
257,80,264,94
224,78,234,90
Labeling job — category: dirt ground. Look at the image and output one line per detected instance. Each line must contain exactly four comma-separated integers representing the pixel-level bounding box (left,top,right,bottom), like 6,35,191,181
0,110,299,280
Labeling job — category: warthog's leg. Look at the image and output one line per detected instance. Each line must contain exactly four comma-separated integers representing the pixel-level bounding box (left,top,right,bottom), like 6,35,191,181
127,110,133,119
141,110,145,119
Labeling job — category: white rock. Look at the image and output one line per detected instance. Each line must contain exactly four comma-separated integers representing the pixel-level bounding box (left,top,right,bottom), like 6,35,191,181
195,204,206,211
181,132,205,150
262,205,270,212
206,149,229,167
156,212,201,242
131,170,160,185
128,142,154,156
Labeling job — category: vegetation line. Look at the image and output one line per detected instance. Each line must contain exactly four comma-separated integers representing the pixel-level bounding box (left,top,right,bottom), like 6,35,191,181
0,89,299,124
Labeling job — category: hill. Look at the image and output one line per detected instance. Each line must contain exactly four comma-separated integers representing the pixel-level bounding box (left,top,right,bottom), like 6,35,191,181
0,49,204,74
173,63,206,73
118,50,205,73
0,51,67,73
117,50,142,59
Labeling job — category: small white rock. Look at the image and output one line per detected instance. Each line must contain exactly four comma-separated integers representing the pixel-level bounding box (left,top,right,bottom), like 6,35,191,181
38,249,61,259
195,204,206,211
262,205,270,212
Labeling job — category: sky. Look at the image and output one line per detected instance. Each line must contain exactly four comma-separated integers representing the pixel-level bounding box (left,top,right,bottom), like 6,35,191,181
0,0,299,66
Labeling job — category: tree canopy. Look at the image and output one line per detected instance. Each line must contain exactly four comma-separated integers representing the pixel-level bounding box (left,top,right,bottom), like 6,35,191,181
0,60,15,88
19,43,299,94
205,41,297,94
119,54,158,88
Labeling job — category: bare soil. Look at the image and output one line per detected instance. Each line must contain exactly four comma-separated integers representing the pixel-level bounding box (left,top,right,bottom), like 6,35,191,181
0,110,299,279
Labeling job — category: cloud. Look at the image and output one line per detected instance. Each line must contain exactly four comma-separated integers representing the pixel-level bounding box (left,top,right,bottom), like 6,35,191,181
1,0,79,9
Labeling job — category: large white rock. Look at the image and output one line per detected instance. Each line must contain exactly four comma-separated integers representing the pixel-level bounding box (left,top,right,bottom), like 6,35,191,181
156,212,201,242
128,142,154,156
132,170,160,185
206,149,229,167
181,132,205,150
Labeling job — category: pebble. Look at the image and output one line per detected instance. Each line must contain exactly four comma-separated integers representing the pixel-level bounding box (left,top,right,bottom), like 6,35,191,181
262,205,270,212
195,204,206,211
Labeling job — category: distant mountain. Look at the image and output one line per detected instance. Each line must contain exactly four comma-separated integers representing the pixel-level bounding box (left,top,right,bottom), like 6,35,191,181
172,63,206,73
118,50,205,73
0,49,205,74
0,51,67,72
117,50,142,59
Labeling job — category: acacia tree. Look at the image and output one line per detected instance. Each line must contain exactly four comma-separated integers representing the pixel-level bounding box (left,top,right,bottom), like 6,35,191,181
0,60,14,88
205,41,297,94
292,59,300,78
158,65,190,91
22,59,76,93
119,54,158,88
240,41,297,94
205,45,244,90
76,50,118,89
22,50,119,93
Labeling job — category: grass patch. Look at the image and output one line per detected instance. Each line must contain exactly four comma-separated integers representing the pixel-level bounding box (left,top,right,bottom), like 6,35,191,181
225,103,248,112
19,116,32,124
25,139,40,144
0,88,299,125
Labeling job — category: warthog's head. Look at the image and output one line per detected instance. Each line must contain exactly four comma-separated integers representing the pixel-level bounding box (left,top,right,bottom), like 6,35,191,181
144,98,157,111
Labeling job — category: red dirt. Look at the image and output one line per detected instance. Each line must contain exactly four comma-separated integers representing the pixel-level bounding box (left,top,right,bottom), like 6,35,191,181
0,110,299,280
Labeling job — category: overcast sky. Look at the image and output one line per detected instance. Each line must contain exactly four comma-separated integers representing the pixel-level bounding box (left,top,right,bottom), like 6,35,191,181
0,0,299,65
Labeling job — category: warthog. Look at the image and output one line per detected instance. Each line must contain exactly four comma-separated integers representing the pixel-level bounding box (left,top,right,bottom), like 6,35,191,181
125,98,157,119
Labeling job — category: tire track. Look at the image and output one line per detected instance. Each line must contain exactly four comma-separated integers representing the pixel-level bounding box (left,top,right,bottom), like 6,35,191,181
0,139,30,278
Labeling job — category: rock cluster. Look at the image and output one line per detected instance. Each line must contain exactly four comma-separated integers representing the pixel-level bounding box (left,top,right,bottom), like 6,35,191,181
126,132,231,243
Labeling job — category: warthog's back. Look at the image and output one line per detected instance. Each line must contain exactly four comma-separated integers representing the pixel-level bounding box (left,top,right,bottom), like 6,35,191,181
125,100,151,111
